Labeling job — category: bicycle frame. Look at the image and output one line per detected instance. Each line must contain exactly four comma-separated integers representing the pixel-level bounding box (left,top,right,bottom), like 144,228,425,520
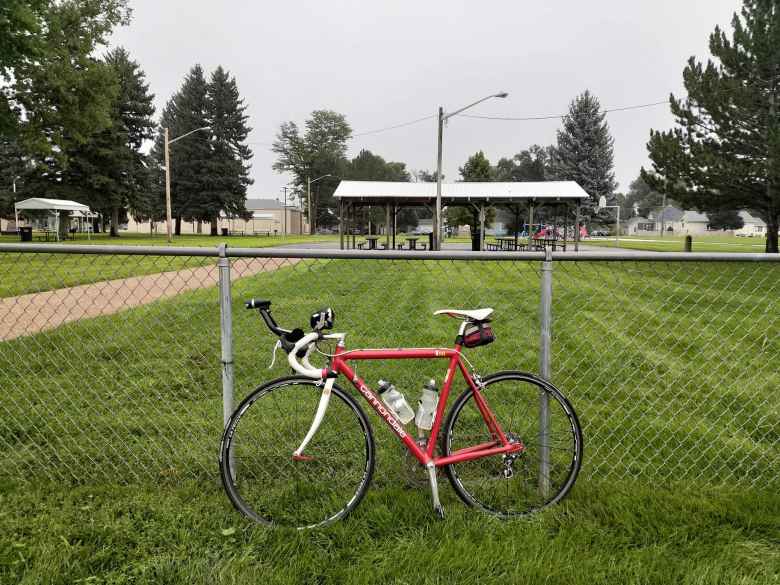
331,344,525,468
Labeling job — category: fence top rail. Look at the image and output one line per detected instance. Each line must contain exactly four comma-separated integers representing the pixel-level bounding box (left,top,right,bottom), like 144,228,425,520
0,243,778,262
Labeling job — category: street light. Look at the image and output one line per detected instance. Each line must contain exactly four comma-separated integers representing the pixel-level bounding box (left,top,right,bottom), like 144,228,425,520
164,126,210,242
598,195,621,248
306,174,332,235
434,91,508,250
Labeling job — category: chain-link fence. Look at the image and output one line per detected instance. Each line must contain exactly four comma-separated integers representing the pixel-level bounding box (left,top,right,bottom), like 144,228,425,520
0,244,777,490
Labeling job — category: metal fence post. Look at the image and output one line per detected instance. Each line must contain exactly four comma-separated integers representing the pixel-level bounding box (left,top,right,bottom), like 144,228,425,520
538,247,553,496
217,244,234,430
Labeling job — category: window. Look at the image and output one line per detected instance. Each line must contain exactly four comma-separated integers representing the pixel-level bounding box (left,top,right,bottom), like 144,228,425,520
637,222,655,231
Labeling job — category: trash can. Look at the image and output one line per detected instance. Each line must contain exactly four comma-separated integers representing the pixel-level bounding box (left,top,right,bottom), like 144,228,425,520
428,232,434,250
19,227,32,242
221,227,229,236
471,230,482,251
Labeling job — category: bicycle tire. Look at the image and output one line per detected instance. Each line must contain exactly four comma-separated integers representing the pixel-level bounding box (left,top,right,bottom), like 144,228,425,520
220,376,375,529
441,370,583,517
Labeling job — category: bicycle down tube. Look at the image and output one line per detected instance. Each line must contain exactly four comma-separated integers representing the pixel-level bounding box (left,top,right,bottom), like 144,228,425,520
331,345,523,467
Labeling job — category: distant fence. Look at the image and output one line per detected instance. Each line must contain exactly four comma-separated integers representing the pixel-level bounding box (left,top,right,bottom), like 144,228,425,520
0,244,777,489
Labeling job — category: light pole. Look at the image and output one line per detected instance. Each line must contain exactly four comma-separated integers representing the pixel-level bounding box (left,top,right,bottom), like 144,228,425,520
164,126,210,243
12,176,20,233
306,174,332,235
434,91,508,250
598,196,621,248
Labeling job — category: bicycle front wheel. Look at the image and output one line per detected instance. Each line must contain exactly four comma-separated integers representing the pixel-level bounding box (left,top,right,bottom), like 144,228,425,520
441,371,582,517
220,377,375,529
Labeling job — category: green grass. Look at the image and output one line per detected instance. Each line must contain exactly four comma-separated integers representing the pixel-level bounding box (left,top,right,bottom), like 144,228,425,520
0,234,336,298
583,234,771,253
1,480,777,585
0,256,777,583
0,232,337,247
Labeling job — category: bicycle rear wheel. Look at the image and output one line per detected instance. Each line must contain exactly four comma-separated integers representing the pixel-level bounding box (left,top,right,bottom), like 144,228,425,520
441,371,582,517
220,377,374,529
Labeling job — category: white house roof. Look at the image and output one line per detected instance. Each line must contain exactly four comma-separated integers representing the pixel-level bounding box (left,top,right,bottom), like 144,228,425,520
333,180,589,203
14,198,91,212
681,209,766,226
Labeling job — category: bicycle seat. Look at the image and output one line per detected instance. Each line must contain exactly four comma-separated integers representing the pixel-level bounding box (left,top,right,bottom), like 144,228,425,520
434,308,493,322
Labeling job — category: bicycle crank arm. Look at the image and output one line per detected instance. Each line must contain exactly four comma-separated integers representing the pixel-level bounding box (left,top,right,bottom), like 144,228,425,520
292,377,335,459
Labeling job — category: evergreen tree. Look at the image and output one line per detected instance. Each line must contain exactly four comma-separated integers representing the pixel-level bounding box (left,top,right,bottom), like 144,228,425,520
64,47,156,236
553,90,617,213
204,66,252,235
642,0,780,253
167,65,211,234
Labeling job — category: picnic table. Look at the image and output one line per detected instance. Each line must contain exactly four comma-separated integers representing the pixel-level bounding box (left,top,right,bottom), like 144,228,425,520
486,237,528,251
365,235,381,250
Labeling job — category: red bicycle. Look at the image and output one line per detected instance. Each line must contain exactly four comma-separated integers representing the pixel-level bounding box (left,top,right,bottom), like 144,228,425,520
220,300,583,529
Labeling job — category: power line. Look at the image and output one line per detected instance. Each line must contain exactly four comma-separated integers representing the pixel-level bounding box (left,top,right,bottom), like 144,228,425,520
460,100,670,121
351,114,435,138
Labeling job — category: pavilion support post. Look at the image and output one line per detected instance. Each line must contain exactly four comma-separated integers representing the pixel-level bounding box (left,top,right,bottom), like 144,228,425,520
514,204,521,249
339,200,344,250
528,200,535,250
574,204,581,252
479,203,486,251
392,204,397,250
385,203,390,249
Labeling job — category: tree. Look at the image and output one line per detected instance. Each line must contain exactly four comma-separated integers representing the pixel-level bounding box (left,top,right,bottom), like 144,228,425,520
203,66,252,234
707,209,744,230
458,150,493,181
0,136,26,217
494,145,554,182
62,47,155,236
272,110,351,233
13,1,130,173
642,1,780,253
166,65,211,234
342,149,412,231
0,0,46,133
446,151,496,234
553,90,617,213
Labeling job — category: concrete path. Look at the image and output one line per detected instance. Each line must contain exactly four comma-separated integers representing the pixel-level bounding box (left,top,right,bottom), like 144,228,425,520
0,257,296,342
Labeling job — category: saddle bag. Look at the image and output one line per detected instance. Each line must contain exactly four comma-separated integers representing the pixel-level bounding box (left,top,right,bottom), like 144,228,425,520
462,321,495,348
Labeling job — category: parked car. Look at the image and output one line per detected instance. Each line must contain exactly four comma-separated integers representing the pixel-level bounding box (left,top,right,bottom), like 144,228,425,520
590,229,610,237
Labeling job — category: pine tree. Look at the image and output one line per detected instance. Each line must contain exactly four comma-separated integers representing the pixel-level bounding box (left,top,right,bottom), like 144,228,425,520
553,90,617,212
166,65,211,234
64,47,156,236
204,66,252,235
642,0,780,253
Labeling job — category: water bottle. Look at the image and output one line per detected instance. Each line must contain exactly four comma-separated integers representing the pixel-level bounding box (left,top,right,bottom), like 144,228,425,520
377,380,414,425
415,379,439,431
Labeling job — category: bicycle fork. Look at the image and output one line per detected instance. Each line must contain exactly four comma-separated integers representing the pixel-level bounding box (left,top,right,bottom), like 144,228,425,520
292,377,335,460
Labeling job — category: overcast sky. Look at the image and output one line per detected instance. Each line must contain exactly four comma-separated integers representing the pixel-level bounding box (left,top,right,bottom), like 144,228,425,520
110,0,742,198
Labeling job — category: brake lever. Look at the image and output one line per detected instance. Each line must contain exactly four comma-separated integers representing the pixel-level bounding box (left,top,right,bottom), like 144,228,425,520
268,339,282,369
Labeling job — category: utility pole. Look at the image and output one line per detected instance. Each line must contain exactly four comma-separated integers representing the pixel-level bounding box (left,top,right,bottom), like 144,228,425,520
164,128,173,242
164,126,210,243
435,106,444,250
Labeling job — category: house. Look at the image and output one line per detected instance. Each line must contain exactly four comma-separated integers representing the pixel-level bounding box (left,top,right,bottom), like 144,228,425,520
734,211,767,237
124,198,307,235
626,206,683,235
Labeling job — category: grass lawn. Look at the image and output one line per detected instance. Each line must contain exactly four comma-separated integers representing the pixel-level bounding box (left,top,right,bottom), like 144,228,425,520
582,234,771,253
0,256,777,583
0,233,337,298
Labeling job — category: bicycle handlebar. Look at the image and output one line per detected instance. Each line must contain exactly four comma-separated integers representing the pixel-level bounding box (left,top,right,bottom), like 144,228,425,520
287,332,327,379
